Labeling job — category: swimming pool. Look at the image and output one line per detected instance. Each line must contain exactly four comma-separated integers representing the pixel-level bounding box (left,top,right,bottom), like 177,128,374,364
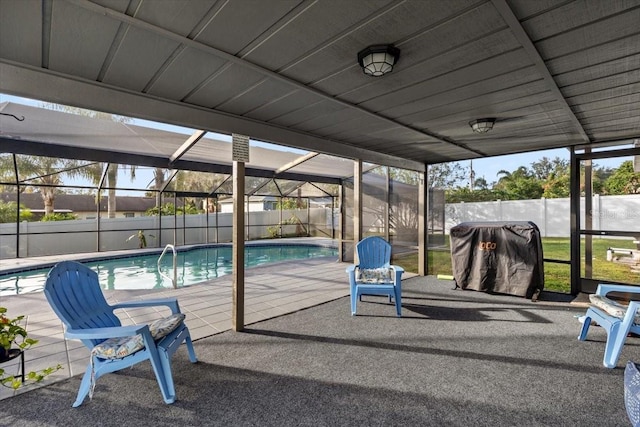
0,244,338,296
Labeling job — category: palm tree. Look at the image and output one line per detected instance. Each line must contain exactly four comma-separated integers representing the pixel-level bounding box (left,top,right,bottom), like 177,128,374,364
0,154,85,215
78,163,137,218
39,102,135,218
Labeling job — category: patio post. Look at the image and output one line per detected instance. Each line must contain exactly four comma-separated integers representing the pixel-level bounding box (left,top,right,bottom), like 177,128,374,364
232,160,245,331
418,169,427,276
354,159,362,261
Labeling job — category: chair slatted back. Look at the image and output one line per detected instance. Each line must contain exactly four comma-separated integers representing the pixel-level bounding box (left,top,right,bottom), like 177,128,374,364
357,236,391,269
45,261,121,347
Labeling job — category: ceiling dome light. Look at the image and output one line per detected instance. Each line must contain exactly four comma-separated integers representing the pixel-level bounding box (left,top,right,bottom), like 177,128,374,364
357,45,400,77
469,118,496,133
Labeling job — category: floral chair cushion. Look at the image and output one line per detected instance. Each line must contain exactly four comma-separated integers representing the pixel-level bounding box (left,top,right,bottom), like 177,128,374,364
356,267,394,284
88,313,186,400
589,294,640,325
92,313,186,360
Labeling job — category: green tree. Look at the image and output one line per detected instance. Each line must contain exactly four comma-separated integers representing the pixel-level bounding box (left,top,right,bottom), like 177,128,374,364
0,201,32,223
40,103,135,218
76,162,137,219
446,187,498,203
494,166,543,200
277,197,308,209
604,161,640,194
41,212,78,221
428,162,467,189
0,155,84,215
473,177,490,191
542,172,570,198
145,202,200,216
389,168,420,185
530,156,568,180
591,165,614,194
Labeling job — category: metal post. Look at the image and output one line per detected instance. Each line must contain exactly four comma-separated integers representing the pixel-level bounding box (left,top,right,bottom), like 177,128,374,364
354,160,362,261
232,161,245,332
570,146,580,295
418,169,428,276
279,196,283,238
205,197,210,244
385,166,390,242
13,155,20,257
338,184,344,261
584,155,593,279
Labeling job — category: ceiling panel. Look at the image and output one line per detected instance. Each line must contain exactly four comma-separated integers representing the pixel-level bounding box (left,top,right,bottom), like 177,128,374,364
242,1,396,70
0,0,41,66
1,0,640,172
399,81,555,124
102,26,181,91
534,7,640,60
520,0,639,41
134,0,214,37
566,82,640,106
184,64,267,108
48,1,121,80
554,53,640,89
194,1,304,55
146,47,229,101
383,66,543,120
216,79,296,116
545,33,640,76
268,100,347,128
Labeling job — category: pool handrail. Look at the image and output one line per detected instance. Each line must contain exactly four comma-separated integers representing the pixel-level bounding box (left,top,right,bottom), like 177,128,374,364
158,244,177,289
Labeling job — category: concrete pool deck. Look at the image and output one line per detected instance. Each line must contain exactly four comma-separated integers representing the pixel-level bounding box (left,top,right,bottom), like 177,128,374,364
0,238,398,401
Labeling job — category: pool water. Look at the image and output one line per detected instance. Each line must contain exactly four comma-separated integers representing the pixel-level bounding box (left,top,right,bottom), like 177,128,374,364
0,244,338,296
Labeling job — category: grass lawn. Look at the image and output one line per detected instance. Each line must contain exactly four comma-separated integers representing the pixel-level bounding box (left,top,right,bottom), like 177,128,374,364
392,237,640,293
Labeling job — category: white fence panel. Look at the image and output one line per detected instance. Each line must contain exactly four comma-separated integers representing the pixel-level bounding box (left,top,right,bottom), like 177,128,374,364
1,208,332,259
445,195,640,237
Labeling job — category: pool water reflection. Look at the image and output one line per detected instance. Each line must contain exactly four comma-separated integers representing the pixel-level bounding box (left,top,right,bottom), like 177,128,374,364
0,244,338,296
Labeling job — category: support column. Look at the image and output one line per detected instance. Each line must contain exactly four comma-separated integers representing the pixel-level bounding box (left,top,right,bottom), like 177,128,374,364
232,161,245,332
338,185,344,261
418,169,428,276
584,155,593,279
354,160,362,260
385,166,390,242
570,146,580,295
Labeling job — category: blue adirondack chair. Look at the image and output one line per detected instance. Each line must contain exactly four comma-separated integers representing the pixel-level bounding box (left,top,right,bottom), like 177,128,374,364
44,260,197,407
346,236,404,316
579,283,640,368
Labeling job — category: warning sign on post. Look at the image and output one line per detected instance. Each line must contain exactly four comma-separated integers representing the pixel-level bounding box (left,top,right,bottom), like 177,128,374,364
232,133,250,162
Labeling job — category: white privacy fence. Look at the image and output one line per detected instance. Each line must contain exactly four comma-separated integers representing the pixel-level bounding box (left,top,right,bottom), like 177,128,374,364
445,194,640,237
0,208,334,259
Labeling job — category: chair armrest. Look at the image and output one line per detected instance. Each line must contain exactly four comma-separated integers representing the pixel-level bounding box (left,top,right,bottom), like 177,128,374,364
65,324,149,340
111,297,180,314
346,265,358,273
390,265,404,274
596,284,640,297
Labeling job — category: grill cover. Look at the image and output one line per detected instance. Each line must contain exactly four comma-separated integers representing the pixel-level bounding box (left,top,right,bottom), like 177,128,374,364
449,221,544,299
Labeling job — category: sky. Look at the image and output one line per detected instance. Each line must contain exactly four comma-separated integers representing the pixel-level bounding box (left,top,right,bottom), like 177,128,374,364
1,93,628,189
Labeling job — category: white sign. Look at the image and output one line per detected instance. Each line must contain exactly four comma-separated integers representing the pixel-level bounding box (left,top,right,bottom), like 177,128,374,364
232,133,250,162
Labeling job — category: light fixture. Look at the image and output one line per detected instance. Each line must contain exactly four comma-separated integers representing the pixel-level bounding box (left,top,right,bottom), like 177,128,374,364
357,45,400,77
469,118,496,133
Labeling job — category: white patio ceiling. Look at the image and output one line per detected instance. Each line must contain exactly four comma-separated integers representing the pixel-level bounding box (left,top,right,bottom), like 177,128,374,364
1,0,640,172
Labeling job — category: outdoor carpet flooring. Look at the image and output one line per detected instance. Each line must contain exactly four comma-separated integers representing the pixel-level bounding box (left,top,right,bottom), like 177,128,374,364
0,276,633,427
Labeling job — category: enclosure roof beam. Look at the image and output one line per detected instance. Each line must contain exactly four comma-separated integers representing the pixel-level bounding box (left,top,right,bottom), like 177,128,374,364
274,152,319,175
1,137,340,185
169,130,207,165
160,170,180,193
